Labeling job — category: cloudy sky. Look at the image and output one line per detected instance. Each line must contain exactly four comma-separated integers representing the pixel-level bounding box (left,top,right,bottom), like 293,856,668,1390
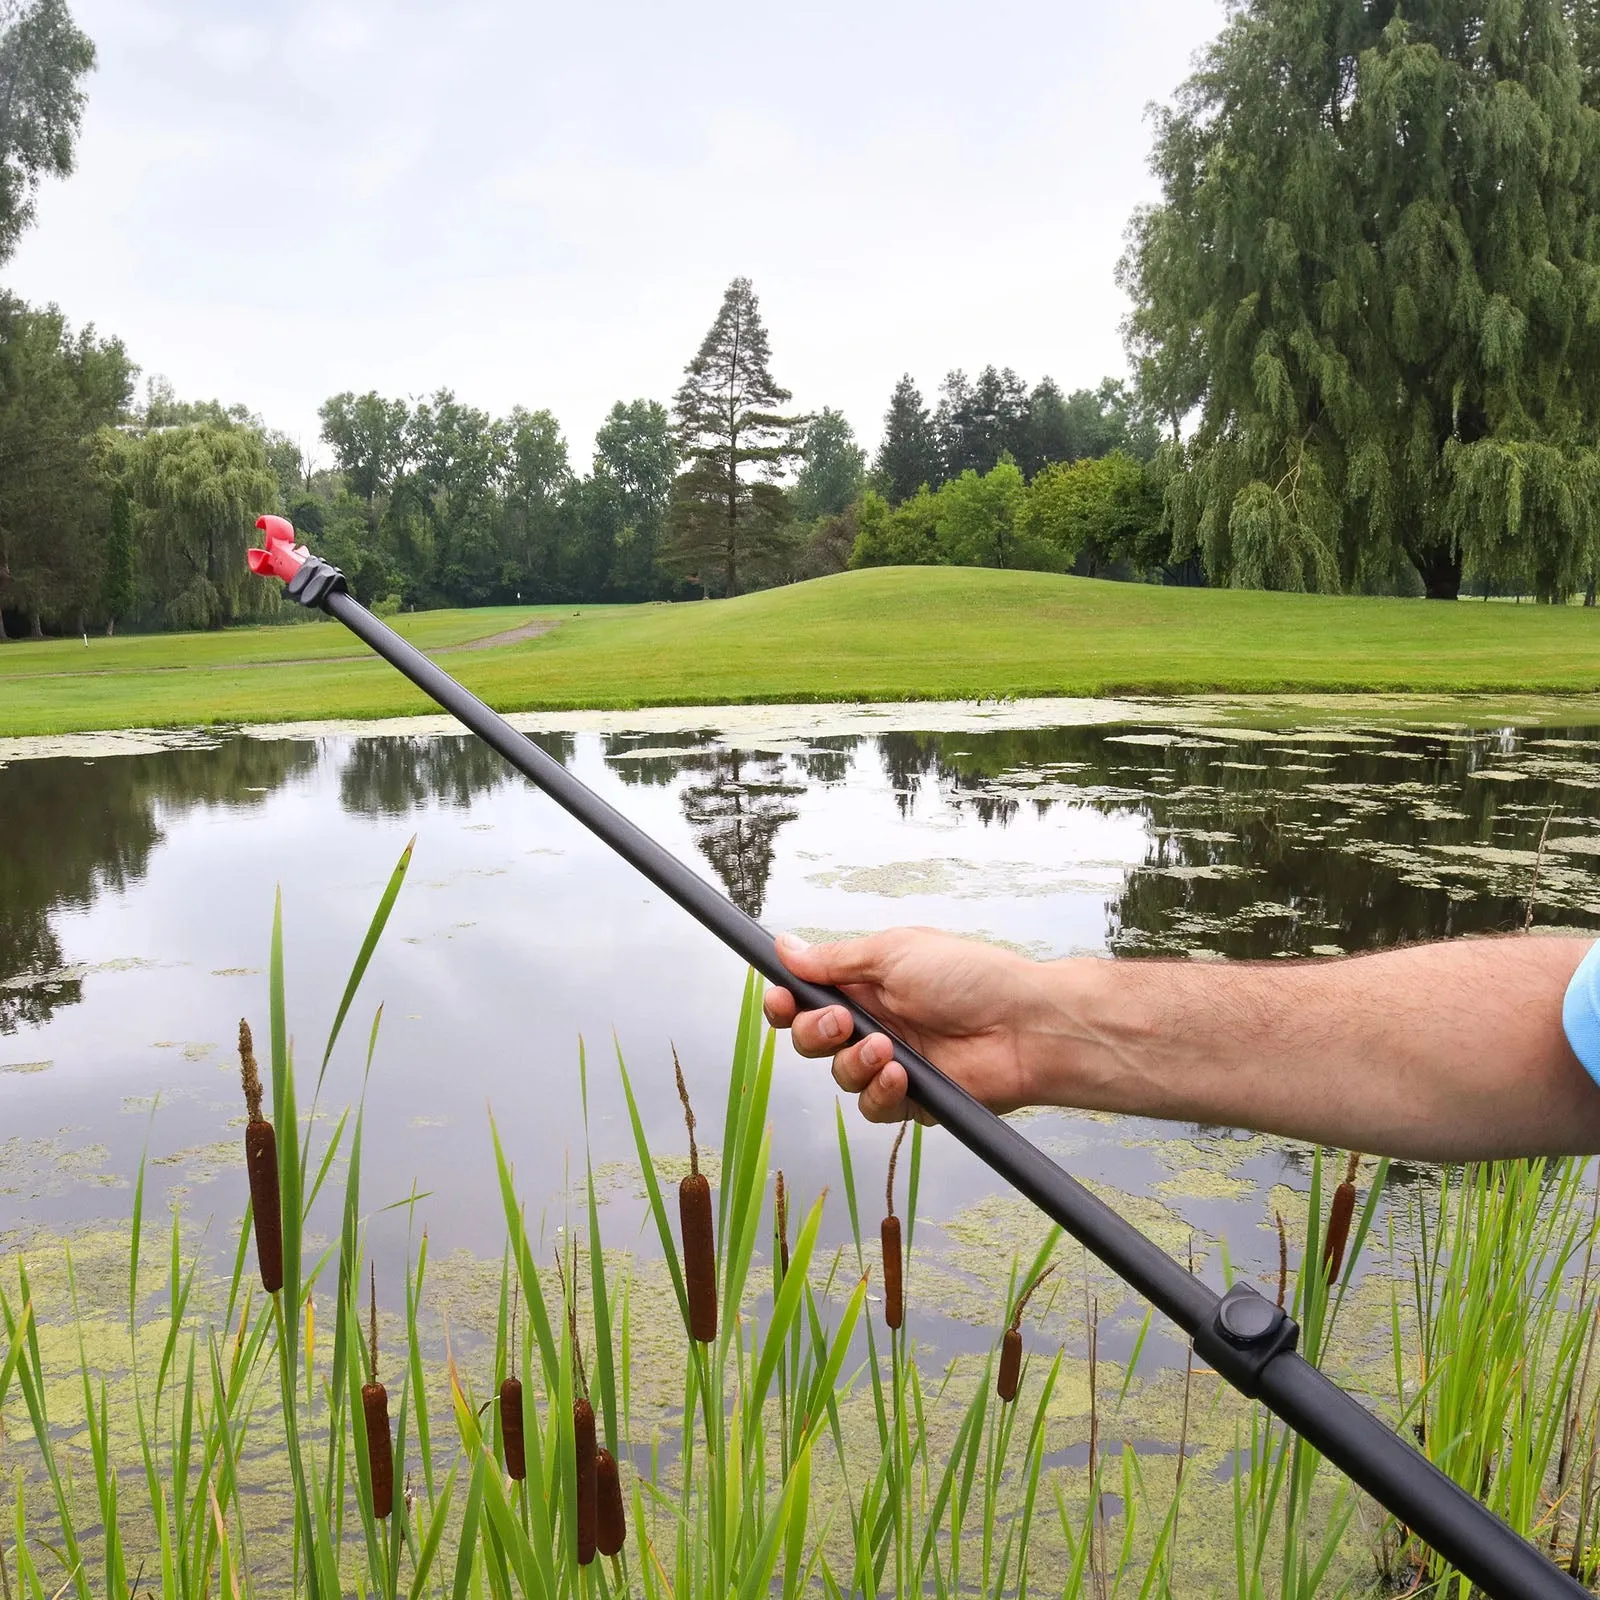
8,0,1222,470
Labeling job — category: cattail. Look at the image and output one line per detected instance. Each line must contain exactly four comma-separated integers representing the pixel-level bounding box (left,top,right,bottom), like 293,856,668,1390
500,1284,526,1480
500,1376,525,1480
574,1394,597,1564
997,1263,1057,1404
596,1446,625,1556
1276,1211,1288,1309
882,1123,908,1330
562,1255,599,1566
239,1020,283,1294
774,1169,790,1282
675,1049,717,1342
363,1266,394,1520
1322,1152,1362,1284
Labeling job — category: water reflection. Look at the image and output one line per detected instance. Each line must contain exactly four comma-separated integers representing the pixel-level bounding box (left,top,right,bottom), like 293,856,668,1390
8,719,1600,1040
337,732,575,816
0,742,316,1031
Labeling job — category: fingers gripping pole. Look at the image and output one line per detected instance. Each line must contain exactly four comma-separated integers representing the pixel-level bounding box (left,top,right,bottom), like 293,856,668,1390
247,523,1590,1600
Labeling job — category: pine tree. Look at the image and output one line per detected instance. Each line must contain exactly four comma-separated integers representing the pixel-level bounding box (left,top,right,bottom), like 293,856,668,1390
873,375,942,503
1123,0,1600,598
667,278,802,596
935,366,1030,480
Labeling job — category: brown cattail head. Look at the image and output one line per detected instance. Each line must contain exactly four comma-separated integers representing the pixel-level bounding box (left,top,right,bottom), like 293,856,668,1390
881,1215,904,1330
774,1170,790,1281
674,1054,716,1341
240,1021,282,1295
500,1376,526,1481
596,1446,625,1557
681,1171,717,1342
574,1395,597,1565
997,1262,1057,1404
363,1379,393,1518
1322,1153,1362,1284
997,1327,1023,1403
363,1270,393,1516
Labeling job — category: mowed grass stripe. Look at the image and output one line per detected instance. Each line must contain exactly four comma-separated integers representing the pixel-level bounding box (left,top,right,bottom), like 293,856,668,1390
0,605,589,678
5,566,1600,737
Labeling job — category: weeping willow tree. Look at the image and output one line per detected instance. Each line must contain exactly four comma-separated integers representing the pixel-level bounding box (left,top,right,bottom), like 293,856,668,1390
1122,0,1600,598
107,421,281,629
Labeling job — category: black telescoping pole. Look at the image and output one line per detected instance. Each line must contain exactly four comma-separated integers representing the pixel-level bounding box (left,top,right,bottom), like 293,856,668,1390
259,531,1589,1599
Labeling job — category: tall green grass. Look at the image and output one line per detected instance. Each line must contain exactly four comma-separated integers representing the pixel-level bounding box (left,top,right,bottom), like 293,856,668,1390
2,848,1598,1595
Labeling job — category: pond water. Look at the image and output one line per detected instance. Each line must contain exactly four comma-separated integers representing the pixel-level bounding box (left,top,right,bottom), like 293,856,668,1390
4,699,1600,1366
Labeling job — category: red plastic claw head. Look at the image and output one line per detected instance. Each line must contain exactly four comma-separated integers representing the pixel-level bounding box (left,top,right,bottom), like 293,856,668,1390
248,515,307,582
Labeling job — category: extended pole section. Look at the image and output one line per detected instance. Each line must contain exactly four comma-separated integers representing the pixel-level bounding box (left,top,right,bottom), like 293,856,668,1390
249,517,1589,1599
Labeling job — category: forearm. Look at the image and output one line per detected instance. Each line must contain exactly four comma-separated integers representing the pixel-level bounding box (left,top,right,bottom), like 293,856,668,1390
1025,938,1600,1160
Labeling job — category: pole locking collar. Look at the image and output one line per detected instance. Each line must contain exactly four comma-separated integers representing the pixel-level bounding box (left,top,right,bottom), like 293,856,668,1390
1193,1283,1300,1398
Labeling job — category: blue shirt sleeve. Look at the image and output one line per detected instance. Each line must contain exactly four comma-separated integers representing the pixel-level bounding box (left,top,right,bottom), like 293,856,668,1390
1563,941,1600,1088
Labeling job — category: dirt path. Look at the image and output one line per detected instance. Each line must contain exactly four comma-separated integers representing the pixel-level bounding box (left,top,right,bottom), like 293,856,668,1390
6,616,563,679
437,617,560,652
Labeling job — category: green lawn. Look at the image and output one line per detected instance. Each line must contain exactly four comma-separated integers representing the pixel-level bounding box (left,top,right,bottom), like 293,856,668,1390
4,567,1600,737
0,604,573,677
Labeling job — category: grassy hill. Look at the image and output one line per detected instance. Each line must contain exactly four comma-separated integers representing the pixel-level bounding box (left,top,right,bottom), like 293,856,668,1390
5,567,1600,738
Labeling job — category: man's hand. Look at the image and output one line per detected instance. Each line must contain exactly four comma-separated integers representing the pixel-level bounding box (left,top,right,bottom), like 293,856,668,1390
764,925,1600,1162
763,929,1042,1123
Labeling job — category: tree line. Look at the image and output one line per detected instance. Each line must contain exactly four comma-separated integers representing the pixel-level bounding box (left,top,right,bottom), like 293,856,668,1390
0,264,1155,633
8,0,1600,635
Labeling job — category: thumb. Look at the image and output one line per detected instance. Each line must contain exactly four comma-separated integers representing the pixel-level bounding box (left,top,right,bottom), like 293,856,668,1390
776,931,892,988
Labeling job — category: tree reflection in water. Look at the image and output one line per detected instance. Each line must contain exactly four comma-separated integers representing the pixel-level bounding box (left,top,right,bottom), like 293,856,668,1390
0,740,317,1032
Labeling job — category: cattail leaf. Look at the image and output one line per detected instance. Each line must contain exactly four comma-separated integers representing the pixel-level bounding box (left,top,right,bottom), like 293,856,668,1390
751,1193,825,1413
129,1111,155,1339
915,1355,989,1577
0,1298,30,1425
581,1044,619,1457
798,1274,868,1450
780,1433,813,1600
721,1021,776,1325
487,1120,560,1382
317,836,414,1083
717,969,762,1241
734,1434,807,1600
720,1119,774,1347
267,889,304,1335
834,1102,866,1274
905,1122,924,1256
614,1043,690,1329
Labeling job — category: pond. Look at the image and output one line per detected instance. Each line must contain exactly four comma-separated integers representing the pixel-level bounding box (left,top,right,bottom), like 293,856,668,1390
4,696,1600,1371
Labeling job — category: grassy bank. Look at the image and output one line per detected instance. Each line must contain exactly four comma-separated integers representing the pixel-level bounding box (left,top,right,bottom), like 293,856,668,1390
5,567,1600,737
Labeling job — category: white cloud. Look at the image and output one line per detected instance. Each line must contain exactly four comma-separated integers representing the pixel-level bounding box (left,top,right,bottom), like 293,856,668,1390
7,0,1223,459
